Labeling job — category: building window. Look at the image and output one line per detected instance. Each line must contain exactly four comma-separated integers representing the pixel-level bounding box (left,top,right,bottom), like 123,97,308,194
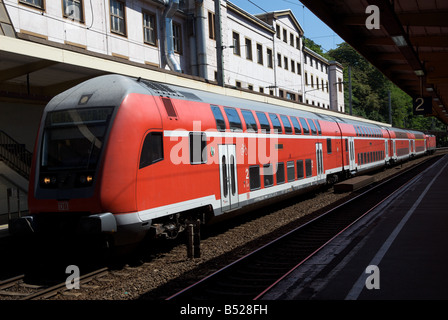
245,38,252,60
19,0,44,10
267,48,273,68
277,53,282,67
291,60,295,73
143,12,157,46
173,22,182,54
305,72,308,85
283,29,287,43
284,57,288,70
297,62,301,75
110,0,126,36
63,0,83,22
290,33,294,46
208,11,216,40
338,78,343,92
276,25,281,39
232,32,240,56
296,36,300,49
257,43,263,65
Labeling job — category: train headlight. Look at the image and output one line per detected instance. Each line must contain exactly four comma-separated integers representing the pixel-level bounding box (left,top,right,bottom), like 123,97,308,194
77,173,94,187
41,175,57,187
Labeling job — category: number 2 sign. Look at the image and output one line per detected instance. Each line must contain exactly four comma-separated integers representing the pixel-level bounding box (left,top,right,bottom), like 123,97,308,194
413,97,432,115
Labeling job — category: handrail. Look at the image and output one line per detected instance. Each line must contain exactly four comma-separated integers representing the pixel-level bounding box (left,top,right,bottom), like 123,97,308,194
0,130,32,179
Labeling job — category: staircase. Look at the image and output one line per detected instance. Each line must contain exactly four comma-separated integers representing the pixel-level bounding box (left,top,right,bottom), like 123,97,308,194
0,131,32,224
0,130,32,180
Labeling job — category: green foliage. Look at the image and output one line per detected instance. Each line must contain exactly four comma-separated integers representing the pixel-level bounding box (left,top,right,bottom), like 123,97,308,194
327,42,444,132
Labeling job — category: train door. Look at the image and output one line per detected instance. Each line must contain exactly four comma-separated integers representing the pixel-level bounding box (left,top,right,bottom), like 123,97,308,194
385,140,389,161
316,143,324,180
219,145,239,211
348,137,355,171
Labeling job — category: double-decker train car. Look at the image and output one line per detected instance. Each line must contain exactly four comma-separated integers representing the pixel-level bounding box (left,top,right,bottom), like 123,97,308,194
10,75,434,248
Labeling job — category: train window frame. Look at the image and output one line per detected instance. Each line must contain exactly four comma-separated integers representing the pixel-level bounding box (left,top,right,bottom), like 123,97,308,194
224,107,243,132
139,131,164,169
280,115,293,134
290,117,302,134
269,113,283,134
296,160,304,179
299,117,310,135
287,160,295,182
189,132,207,164
314,120,322,135
308,119,317,135
263,164,274,187
256,112,271,133
249,165,261,191
211,105,226,132
327,138,332,154
305,159,312,177
276,162,285,184
241,109,258,132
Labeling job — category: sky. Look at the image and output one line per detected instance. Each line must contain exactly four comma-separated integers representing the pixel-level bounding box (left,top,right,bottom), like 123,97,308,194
229,0,344,53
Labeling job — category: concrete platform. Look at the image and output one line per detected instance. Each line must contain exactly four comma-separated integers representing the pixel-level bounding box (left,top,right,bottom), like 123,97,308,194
264,154,448,300
334,175,374,193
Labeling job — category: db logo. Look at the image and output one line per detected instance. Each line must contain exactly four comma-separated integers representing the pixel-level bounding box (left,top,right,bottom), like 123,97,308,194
58,201,69,211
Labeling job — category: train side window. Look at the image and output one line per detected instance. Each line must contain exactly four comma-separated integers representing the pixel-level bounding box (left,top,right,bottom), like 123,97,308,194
211,105,226,132
327,138,332,154
276,162,285,184
299,118,310,135
308,119,317,135
139,132,164,169
263,164,274,187
256,112,271,133
241,109,258,132
280,115,293,134
189,132,207,164
287,161,295,182
314,120,322,135
290,117,302,134
297,160,304,179
305,159,312,177
269,113,283,134
224,107,243,131
249,165,261,190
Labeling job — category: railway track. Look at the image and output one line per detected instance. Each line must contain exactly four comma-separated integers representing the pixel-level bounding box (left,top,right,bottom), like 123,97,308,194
0,267,108,300
167,155,443,300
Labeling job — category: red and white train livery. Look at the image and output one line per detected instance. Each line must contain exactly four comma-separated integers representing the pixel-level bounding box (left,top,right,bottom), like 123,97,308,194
12,75,435,247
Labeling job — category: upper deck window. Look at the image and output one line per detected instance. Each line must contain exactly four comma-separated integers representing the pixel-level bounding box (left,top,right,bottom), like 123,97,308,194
241,110,258,132
280,115,293,134
256,112,271,133
269,114,282,133
224,107,242,131
299,118,310,135
211,105,226,132
290,117,302,134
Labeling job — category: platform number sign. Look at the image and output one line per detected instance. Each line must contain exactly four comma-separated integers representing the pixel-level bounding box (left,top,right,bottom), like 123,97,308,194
413,97,432,115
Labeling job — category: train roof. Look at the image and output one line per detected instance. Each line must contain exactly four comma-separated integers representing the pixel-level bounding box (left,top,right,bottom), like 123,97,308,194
47,75,421,135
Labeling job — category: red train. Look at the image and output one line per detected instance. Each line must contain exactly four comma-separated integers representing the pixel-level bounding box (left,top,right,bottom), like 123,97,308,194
11,75,436,248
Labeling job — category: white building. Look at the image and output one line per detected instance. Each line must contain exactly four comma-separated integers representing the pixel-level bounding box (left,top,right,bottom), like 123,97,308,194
2,0,344,111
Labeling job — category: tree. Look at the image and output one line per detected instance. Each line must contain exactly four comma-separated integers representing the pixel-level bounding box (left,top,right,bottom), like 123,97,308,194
327,42,444,132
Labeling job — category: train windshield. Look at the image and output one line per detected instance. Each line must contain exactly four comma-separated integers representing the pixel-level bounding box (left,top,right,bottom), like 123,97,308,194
41,107,114,170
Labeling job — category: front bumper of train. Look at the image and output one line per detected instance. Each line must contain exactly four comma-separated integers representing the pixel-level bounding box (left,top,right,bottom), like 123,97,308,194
9,212,117,236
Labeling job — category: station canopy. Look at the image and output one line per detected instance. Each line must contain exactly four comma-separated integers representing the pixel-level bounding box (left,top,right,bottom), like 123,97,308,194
299,0,448,125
